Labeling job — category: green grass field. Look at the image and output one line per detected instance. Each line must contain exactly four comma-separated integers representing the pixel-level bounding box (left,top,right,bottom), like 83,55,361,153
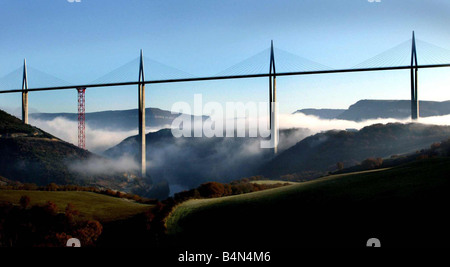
166,158,450,247
0,190,153,222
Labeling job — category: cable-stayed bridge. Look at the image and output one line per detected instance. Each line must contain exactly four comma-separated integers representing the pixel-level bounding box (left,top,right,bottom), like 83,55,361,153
1,32,450,177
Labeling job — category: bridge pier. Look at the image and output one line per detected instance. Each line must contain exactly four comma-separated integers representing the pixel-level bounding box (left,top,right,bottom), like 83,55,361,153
411,31,419,120
138,50,146,178
22,59,28,124
269,41,278,154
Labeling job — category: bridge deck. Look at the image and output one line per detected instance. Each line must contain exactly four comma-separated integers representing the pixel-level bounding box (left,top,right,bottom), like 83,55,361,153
1,63,449,94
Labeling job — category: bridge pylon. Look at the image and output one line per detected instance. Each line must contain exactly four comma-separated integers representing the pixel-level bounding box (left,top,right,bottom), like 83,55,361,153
269,41,278,154
22,59,28,124
138,50,146,178
411,31,419,120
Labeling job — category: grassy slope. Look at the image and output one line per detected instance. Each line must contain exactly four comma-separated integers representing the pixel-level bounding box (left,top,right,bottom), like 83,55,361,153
166,158,450,248
0,190,152,222
250,180,298,185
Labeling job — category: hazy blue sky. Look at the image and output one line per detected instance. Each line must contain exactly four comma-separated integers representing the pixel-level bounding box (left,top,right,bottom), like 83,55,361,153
1,0,450,114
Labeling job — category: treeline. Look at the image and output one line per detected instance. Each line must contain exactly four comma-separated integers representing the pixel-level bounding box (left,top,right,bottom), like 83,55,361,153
0,181,158,205
173,178,290,203
0,196,102,247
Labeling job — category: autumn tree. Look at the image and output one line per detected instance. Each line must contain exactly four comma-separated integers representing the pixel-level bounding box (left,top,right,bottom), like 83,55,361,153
65,203,80,225
361,157,383,169
46,183,59,191
75,220,103,246
19,195,30,209
43,201,58,216
198,182,225,198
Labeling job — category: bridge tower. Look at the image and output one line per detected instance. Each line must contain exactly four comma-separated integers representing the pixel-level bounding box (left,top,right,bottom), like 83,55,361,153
77,87,86,149
22,59,28,124
138,50,146,178
411,31,419,120
269,41,278,154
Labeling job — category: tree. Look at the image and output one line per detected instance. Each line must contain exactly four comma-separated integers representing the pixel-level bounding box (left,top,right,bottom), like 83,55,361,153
65,203,79,226
19,195,30,209
65,203,80,218
76,220,103,246
361,157,383,169
336,162,344,171
198,182,225,198
46,183,59,191
223,184,232,196
43,201,58,216
431,142,441,150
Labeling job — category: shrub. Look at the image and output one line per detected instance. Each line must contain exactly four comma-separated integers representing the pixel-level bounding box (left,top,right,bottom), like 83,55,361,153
43,201,58,216
361,157,383,169
19,195,30,209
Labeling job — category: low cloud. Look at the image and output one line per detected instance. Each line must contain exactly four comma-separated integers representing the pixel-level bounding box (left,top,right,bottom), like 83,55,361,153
68,154,139,176
30,117,161,153
279,113,450,133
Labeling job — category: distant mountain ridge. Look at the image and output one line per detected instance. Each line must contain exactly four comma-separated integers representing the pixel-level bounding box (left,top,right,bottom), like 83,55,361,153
294,100,450,121
293,108,345,119
30,107,208,131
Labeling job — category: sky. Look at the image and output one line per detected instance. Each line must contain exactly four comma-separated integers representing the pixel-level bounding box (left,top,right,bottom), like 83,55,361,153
1,0,450,115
